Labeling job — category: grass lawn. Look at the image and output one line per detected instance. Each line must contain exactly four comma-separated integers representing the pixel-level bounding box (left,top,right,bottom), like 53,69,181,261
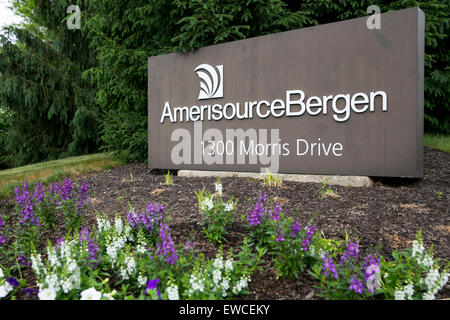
0,153,124,198
424,133,450,153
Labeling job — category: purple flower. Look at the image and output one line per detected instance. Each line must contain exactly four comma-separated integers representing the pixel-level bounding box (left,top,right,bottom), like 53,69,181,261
60,178,73,201
32,182,45,205
15,182,30,207
184,240,196,252
146,279,161,299
157,223,178,265
290,221,301,239
0,216,5,231
17,254,30,267
19,203,39,227
127,203,165,235
340,239,360,263
56,236,65,248
80,227,100,267
0,236,6,246
258,192,266,203
275,223,285,242
362,254,381,294
77,181,89,215
322,254,338,279
246,202,265,227
22,288,38,298
49,183,61,205
269,203,282,221
6,278,19,288
349,276,363,294
15,182,39,227
302,224,316,251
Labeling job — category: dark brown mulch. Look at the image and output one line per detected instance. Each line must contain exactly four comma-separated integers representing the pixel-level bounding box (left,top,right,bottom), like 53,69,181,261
1,146,449,299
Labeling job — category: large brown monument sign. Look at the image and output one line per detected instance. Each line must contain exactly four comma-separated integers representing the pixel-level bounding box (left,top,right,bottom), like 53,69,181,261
148,7,424,177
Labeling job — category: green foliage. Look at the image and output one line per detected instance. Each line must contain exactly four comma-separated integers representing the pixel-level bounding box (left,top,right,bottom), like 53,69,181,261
379,231,450,300
424,133,450,153
0,108,12,168
318,179,336,200
163,170,173,186
0,0,99,167
262,169,283,188
195,179,237,244
243,194,321,279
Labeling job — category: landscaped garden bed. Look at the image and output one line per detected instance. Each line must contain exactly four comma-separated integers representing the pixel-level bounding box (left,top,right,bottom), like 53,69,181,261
0,147,448,300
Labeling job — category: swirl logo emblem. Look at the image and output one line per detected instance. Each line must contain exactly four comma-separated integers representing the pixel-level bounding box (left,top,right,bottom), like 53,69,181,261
194,64,224,100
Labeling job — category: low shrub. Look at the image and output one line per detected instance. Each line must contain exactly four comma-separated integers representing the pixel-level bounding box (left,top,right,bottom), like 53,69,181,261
195,179,237,244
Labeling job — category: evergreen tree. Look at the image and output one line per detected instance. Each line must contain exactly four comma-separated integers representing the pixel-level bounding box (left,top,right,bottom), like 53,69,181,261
0,0,99,167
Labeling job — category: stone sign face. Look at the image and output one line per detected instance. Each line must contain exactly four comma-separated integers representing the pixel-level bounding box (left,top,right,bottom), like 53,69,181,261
148,7,424,177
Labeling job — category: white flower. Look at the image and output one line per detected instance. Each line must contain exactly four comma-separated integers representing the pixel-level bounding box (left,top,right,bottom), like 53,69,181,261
201,198,214,211
31,254,44,276
102,292,115,300
225,259,233,271
138,275,148,288
424,268,441,294
47,247,60,268
97,217,111,233
403,283,414,300
38,287,57,300
106,235,126,264
189,274,205,294
115,217,123,235
119,254,136,280
420,255,434,268
232,276,249,295
136,244,146,254
439,272,449,288
167,285,179,300
224,202,234,212
80,287,102,300
411,240,424,258
394,289,405,300
0,282,13,299
0,268,3,278
422,291,435,300
213,269,222,285
215,183,223,196
221,278,230,296
384,272,389,278
213,258,223,270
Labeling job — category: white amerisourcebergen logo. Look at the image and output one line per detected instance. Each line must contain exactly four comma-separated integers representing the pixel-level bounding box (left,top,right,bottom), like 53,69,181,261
194,64,223,100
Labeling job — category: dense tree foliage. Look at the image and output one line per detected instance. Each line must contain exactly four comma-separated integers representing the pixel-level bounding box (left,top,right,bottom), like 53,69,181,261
0,0,98,167
0,0,448,166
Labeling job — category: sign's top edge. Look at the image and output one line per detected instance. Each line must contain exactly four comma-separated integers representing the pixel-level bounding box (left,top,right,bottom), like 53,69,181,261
148,6,423,61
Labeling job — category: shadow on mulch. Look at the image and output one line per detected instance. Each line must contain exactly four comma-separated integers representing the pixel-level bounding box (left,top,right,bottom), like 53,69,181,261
1,147,449,299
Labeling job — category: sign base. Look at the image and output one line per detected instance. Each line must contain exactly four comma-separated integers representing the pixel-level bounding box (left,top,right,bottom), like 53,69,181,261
177,170,373,188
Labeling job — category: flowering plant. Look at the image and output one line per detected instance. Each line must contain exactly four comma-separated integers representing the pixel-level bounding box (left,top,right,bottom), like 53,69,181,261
54,179,90,233
311,235,383,300
0,266,20,299
379,231,449,300
30,232,111,300
127,202,166,245
195,179,237,244
144,239,264,300
244,193,321,279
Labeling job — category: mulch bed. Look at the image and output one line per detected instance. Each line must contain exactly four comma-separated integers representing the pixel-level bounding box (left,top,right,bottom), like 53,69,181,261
1,147,449,299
